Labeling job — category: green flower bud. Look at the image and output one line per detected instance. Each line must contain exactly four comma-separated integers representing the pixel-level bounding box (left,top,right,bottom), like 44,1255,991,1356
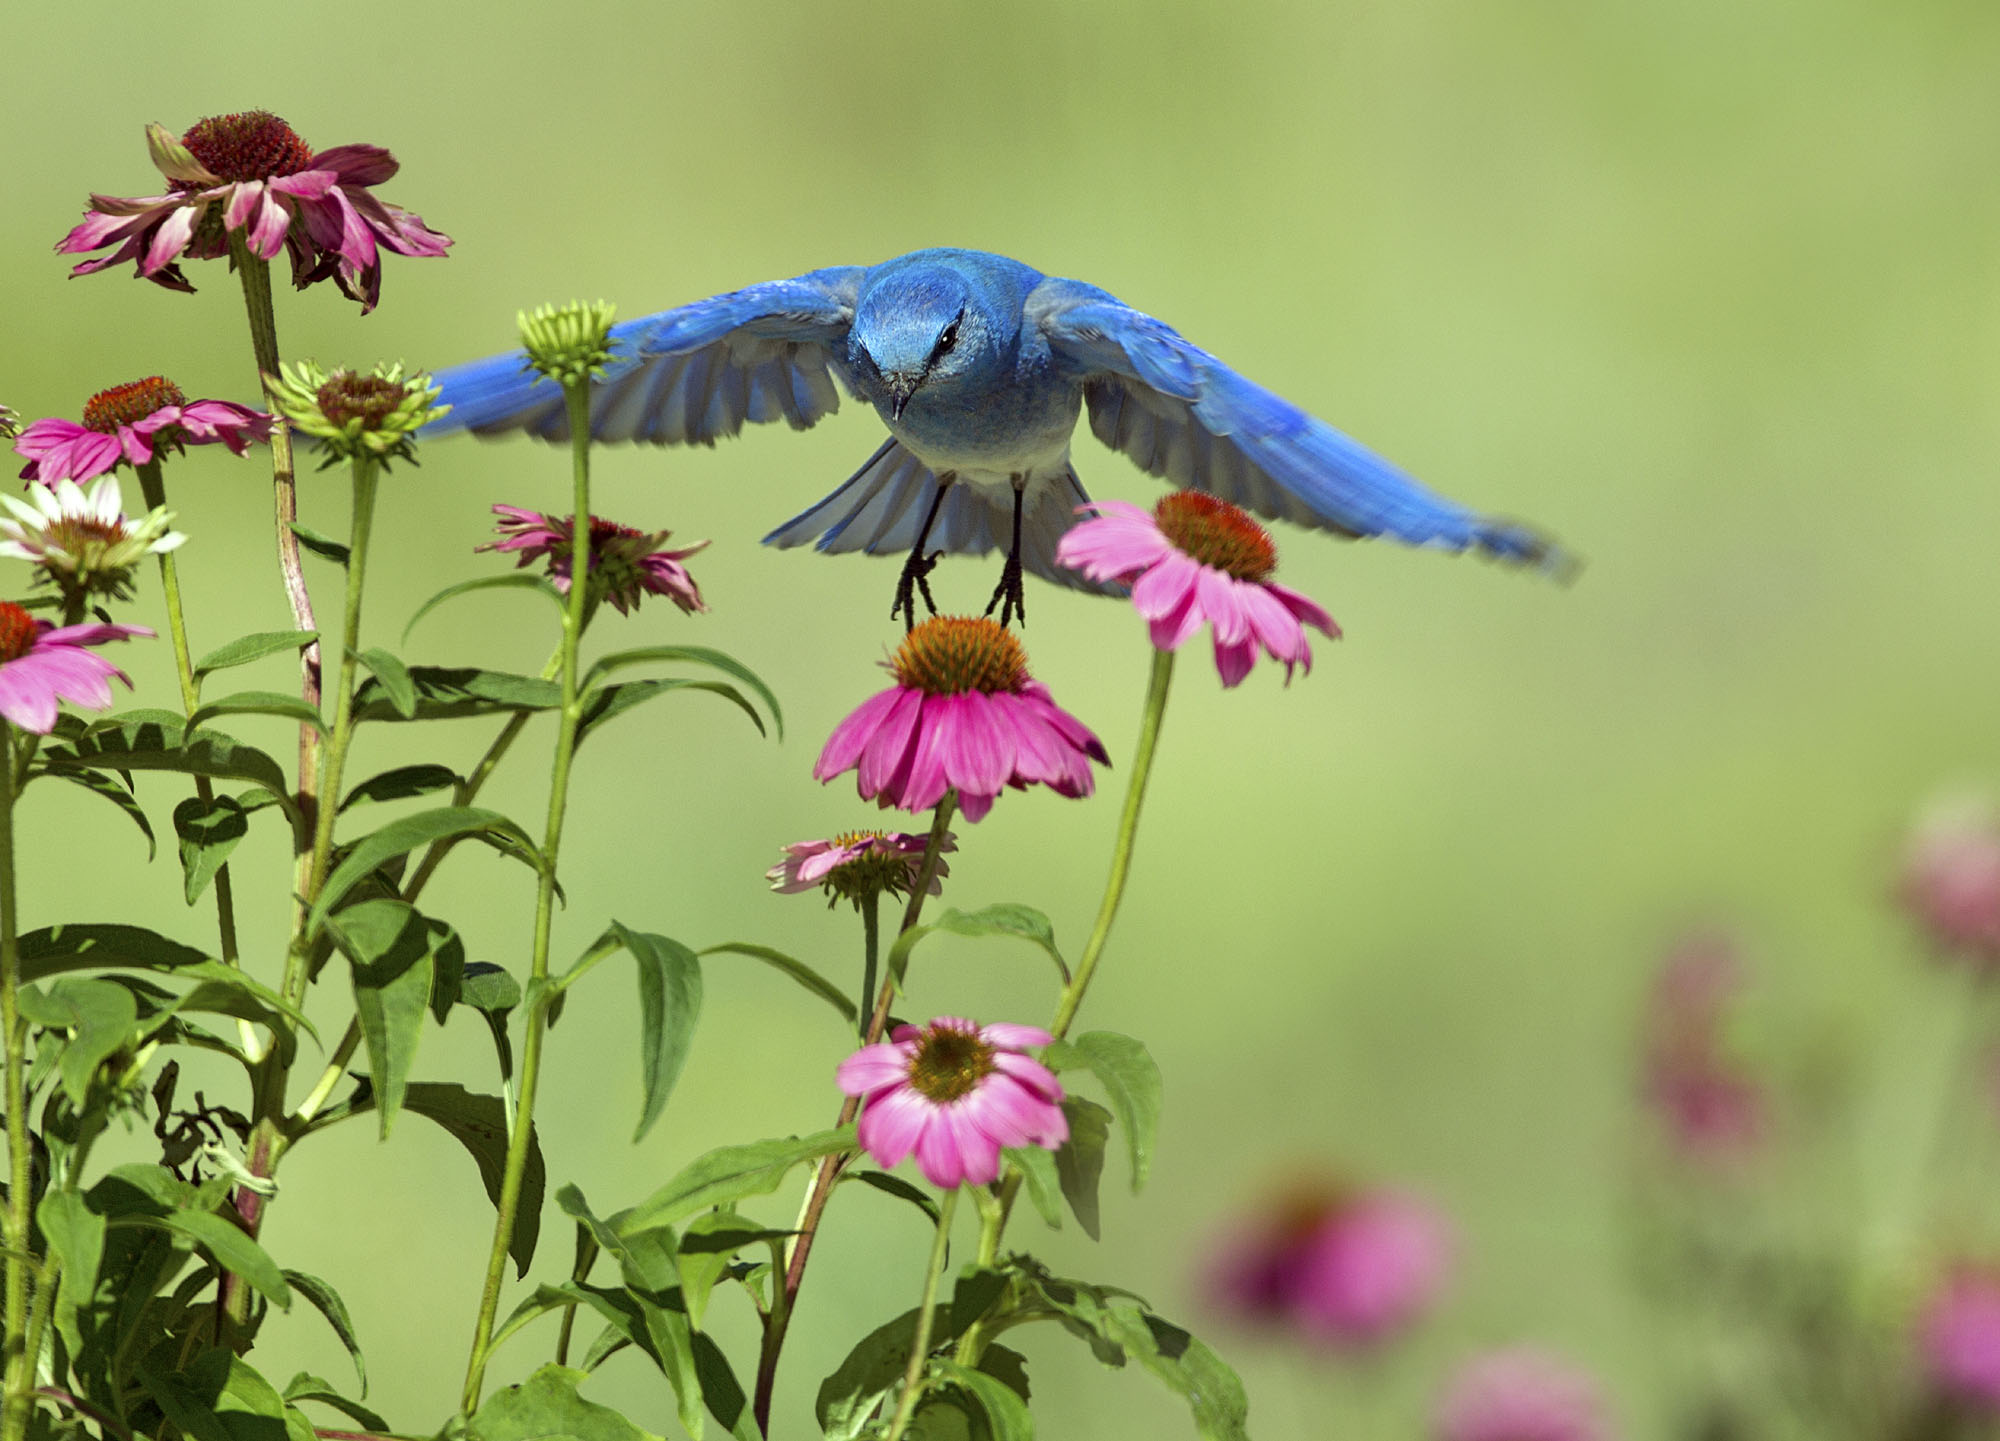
517,301,619,388
266,361,445,470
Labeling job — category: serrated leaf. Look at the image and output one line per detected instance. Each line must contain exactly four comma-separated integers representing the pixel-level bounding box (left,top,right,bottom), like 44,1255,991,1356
283,1271,367,1394
927,904,1069,985
193,630,319,678
309,806,542,938
405,572,565,642
1002,1146,1064,1230
590,923,703,1143
44,715,295,821
699,942,856,1025
470,1362,665,1441
1054,1097,1111,1241
620,1128,855,1236
32,765,156,859
354,647,417,718
187,689,326,738
174,794,248,904
339,762,460,811
576,677,768,745
582,645,783,738
290,523,350,565
1047,1032,1162,1191
353,665,562,723
324,901,440,1135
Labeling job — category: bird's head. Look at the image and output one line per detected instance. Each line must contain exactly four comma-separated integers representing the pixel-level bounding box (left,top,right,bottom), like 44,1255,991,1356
852,269,986,420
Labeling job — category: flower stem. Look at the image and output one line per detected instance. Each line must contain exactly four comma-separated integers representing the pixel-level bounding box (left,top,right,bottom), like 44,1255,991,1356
883,1187,959,1441
0,724,32,1441
1049,648,1174,1041
303,457,381,904
461,384,595,1416
753,793,958,1434
859,893,881,1043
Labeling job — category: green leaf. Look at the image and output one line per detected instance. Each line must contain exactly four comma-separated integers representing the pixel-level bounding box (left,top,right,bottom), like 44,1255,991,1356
583,645,784,738
405,572,565,642
44,714,296,821
1002,1146,1063,1231
37,1188,104,1363
817,1308,922,1441
1053,1097,1111,1241
457,961,520,1086
290,522,350,565
576,677,768,745
1047,1032,1162,1192
845,1169,941,1225
950,1268,1007,1337
19,921,208,983
928,905,1069,984
309,806,542,938
144,961,315,1053
676,1210,791,1331
586,923,702,1143
691,1331,762,1441
339,762,461,811
282,1271,367,1394
138,1349,292,1441
174,794,248,904
25,977,139,1108
355,647,417,718
399,1082,543,1277
699,942,856,1025
121,1207,291,1310
282,1373,389,1434
933,1360,1035,1441
620,1128,855,1236
471,1362,664,1441
324,900,453,1134
31,765,156,859
186,689,327,738
354,665,563,723
193,630,319,679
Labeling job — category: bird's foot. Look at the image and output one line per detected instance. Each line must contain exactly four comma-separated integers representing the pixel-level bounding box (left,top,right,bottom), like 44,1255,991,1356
983,552,1027,629
892,550,943,633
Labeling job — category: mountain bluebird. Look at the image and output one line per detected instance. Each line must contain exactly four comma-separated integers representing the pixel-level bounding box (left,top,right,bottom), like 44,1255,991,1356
429,247,1565,627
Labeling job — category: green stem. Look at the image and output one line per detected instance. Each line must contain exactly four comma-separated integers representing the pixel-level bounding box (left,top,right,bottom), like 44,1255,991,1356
1049,648,1174,1040
302,457,382,910
883,1187,959,1441
1,724,31,1441
952,1189,1005,1365
858,893,881,1043
461,383,595,1415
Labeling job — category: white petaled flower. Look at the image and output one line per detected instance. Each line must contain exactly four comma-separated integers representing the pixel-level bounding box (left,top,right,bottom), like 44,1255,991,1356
0,476,185,604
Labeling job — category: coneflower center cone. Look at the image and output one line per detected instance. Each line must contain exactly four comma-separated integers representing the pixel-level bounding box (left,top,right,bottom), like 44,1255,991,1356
906,1027,998,1103
891,615,1029,696
1154,491,1278,581
0,603,37,662
180,110,315,183
82,378,186,433
315,373,405,430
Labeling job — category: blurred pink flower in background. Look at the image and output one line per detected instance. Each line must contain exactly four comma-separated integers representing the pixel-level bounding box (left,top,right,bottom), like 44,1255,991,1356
479,506,707,616
1640,930,1766,1165
1900,797,2000,968
1434,1347,1616,1441
767,828,953,907
0,601,151,733
1921,1265,2000,1411
1206,1182,1452,1348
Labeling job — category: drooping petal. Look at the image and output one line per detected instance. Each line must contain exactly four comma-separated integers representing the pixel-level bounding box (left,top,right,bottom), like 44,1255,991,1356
815,686,904,782
836,1042,912,1096
856,685,923,799
856,1085,931,1170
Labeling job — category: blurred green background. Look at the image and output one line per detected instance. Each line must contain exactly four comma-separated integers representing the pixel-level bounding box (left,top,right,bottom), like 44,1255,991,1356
6,0,1999,1435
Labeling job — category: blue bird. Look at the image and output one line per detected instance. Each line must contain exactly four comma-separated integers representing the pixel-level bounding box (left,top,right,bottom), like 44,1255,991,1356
427,247,1565,628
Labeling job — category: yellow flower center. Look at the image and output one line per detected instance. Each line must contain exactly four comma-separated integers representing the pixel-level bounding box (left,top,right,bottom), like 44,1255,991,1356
1153,491,1278,582
891,616,1029,697
906,1025,996,1103
83,377,186,434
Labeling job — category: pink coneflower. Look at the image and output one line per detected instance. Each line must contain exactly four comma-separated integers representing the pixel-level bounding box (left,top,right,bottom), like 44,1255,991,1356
1640,931,1765,1165
814,616,1108,823
58,111,450,313
1922,1266,2000,1410
1055,492,1339,686
0,601,151,734
478,506,707,616
768,829,954,907
837,1017,1066,1189
1900,797,2000,968
15,377,271,485
1434,1348,1616,1441
1208,1183,1452,1347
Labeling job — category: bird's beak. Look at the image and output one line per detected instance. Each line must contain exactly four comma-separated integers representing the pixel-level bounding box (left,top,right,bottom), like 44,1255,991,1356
885,371,919,421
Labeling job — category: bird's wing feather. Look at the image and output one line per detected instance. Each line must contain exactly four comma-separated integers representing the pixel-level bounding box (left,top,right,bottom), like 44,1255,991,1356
427,267,866,447
1028,277,1565,570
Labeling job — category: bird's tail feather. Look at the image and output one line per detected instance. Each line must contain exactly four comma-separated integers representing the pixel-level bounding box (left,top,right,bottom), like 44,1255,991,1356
761,442,1120,594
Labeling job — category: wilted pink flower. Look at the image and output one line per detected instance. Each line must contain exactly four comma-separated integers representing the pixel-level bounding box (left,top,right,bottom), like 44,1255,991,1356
837,1016,1067,1189
0,600,151,733
1056,492,1339,686
814,615,1108,823
1901,798,2000,967
768,829,954,907
16,377,271,485
1208,1183,1452,1347
1435,1348,1615,1441
1641,931,1765,1164
1922,1266,2000,1410
479,506,707,616
58,111,450,313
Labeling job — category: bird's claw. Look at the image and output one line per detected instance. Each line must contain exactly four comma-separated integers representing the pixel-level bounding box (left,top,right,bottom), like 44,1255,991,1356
983,553,1027,629
893,549,944,633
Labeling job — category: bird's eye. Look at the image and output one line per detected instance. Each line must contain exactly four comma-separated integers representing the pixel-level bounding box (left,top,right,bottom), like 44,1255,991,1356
936,318,960,354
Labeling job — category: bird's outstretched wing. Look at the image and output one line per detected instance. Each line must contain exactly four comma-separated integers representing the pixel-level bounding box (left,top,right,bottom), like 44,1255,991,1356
1028,277,1567,572
427,267,867,446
